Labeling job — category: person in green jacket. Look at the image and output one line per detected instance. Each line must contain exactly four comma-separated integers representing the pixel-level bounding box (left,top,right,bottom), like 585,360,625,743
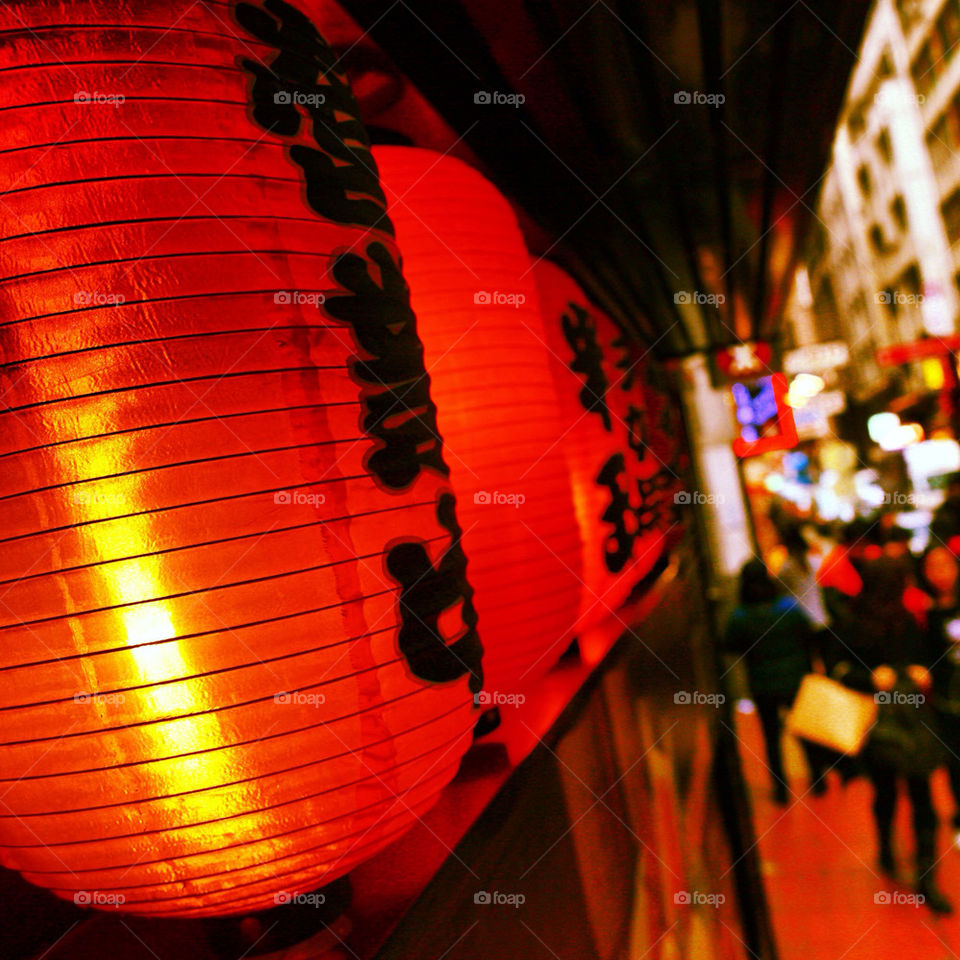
725,559,828,805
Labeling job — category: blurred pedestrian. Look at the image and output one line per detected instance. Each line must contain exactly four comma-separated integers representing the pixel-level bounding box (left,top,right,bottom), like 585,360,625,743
931,472,960,546
724,560,829,805
775,522,830,664
883,524,913,561
816,518,877,667
832,555,951,914
919,545,960,846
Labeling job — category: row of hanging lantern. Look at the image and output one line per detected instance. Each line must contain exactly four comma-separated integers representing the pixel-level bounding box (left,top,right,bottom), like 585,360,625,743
372,147,584,695
0,0,683,919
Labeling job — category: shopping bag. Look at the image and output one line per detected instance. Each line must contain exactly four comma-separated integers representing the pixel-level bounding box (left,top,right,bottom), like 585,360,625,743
785,673,878,756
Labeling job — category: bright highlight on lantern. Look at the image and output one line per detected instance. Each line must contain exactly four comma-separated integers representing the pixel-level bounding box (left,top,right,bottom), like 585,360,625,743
0,0,484,918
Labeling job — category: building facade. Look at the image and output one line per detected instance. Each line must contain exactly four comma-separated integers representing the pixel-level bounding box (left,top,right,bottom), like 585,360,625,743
794,0,960,403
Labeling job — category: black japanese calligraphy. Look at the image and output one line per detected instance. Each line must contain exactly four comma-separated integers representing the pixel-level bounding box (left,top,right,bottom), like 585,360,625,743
387,494,483,692
324,242,449,490
236,0,393,233
562,301,611,431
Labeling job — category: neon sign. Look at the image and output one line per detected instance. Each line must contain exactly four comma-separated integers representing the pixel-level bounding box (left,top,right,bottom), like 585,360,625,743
731,372,798,457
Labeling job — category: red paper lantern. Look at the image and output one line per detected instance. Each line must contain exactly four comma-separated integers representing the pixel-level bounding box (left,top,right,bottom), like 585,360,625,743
534,260,680,630
0,1,482,918
373,147,583,694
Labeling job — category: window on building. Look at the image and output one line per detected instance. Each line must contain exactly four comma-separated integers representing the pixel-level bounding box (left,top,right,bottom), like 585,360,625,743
929,29,947,71
816,277,841,341
934,111,951,144
858,164,873,197
891,194,908,231
850,294,869,348
948,97,960,145
877,128,893,163
942,186,960,243
879,50,896,79
892,265,923,340
896,0,924,30
912,43,936,95
882,287,898,316
849,107,866,138
899,262,922,297
929,119,949,165
869,224,889,254
932,100,960,169
939,0,960,56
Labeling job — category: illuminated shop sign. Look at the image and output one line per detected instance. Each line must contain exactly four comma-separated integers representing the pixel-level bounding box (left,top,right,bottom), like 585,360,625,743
731,373,798,457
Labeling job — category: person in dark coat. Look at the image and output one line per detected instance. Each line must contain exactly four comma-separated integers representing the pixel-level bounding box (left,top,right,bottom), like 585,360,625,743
832,554,951,914
775,522,830,664
919,545,960,840
724,560,828,805
816,519,878,665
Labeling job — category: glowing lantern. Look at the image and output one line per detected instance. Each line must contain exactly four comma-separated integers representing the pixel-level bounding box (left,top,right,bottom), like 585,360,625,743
533,260,679,630
373,147,583,694
0,2,481,918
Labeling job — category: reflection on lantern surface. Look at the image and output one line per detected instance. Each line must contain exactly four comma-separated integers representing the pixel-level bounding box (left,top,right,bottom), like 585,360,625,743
76,410,244,821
